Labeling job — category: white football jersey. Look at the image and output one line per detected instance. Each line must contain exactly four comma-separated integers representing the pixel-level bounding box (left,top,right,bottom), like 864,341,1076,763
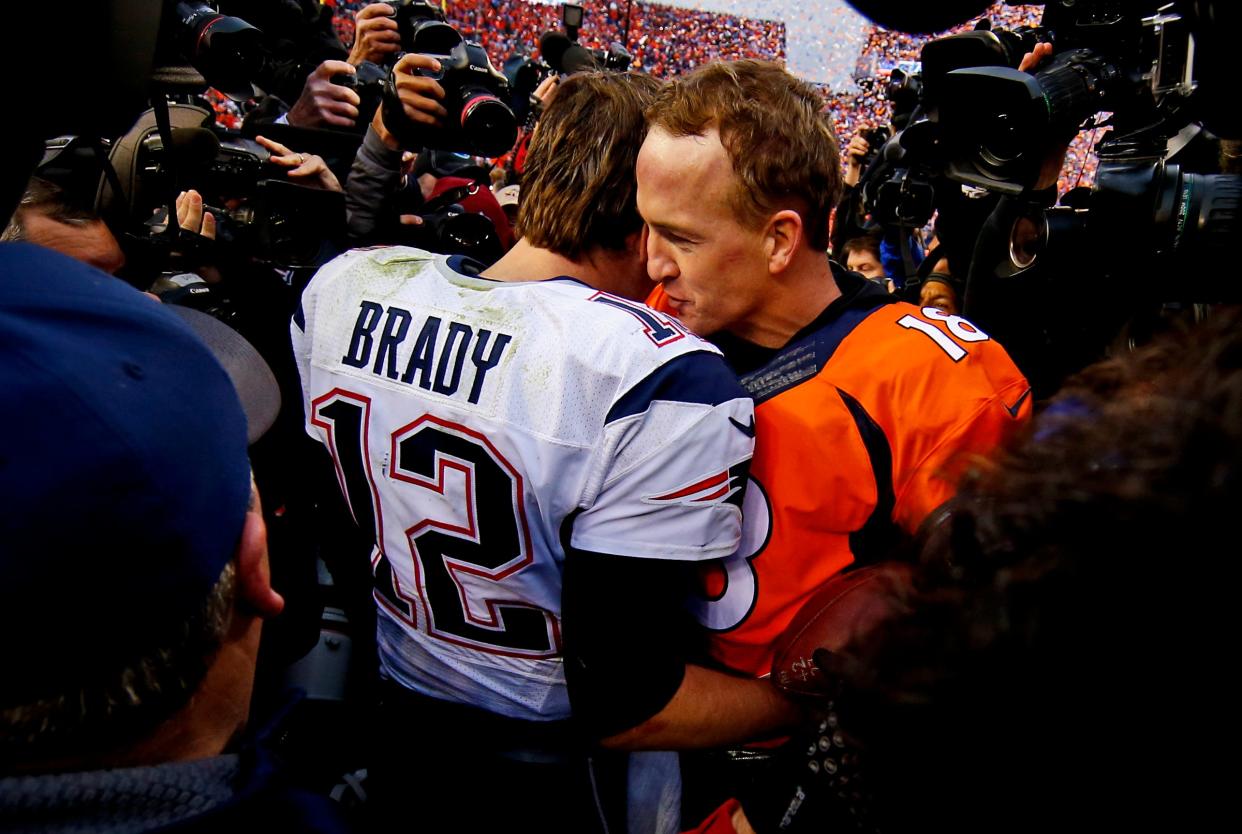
293,247,753,721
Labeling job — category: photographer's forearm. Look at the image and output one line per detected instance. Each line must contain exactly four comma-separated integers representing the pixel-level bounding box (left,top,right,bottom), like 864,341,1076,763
345,124,403,241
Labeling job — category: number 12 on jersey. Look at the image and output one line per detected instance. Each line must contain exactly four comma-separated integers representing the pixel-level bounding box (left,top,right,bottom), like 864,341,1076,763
311,389,560,658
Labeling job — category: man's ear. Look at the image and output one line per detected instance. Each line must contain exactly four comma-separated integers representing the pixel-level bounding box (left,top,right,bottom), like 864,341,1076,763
764,209,803,275
236,495,284,619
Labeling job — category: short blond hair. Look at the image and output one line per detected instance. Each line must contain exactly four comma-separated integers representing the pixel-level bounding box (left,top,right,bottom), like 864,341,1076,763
518,72,663,259
646,60,841,251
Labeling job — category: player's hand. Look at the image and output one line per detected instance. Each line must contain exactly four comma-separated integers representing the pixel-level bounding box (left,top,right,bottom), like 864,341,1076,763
736,709,874,834
175,189,216,239
843,133,870,187
287,60,362,129
348,3,400,66
255,135,343,192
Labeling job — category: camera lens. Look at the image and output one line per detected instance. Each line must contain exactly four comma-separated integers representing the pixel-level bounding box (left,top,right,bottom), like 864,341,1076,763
406,19,462,54
979,110,1025,166
460,94,519,157
1008,211,1047,270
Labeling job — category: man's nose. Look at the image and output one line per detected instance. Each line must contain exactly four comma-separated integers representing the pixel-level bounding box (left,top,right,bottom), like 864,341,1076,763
645,233,677,283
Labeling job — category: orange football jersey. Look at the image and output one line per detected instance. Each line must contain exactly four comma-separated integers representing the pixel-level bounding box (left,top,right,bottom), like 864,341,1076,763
649,272,1032,676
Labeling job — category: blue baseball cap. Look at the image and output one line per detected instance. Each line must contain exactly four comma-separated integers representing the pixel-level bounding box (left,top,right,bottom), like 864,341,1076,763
0,243,252,702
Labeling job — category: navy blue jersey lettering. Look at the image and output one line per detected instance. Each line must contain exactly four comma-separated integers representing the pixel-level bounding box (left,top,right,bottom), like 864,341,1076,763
401,316,442,388
342,301,383,368
589,293,688,347
374,306,413,380
468,329,512,405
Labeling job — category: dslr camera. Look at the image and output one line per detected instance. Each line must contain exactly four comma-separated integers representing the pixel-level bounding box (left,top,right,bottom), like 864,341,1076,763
379,0,517,157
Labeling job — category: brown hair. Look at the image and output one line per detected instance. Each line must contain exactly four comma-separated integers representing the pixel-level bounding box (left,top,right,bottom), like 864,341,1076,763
645,60,841,251
518,72,663,260
2,177,100,242
840,231,883,261
2,562,236,767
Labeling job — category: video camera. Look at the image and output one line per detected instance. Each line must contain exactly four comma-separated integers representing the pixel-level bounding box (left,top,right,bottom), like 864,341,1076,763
142,134,342,268
851,0,1240,392
509,3,630,130
538,3,633,77
88,103,344,282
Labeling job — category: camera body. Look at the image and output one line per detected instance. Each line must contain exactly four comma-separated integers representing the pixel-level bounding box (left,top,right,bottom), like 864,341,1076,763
391,179,504,263
861,0,1235,272
381,38,517,157
539,2,633,76
406,203,503,264
332,60,389,133
858,125,891,171
920,1,1196,195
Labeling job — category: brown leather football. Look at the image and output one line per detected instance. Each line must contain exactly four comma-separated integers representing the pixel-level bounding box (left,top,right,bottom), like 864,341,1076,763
770,562,913,697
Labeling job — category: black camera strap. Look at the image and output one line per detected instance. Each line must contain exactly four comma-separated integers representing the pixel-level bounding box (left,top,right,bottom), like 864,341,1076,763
898,225,922,289
150,94,181,243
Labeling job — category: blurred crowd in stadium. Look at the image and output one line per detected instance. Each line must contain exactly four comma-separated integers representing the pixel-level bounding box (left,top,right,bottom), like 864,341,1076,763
202,2,1097,194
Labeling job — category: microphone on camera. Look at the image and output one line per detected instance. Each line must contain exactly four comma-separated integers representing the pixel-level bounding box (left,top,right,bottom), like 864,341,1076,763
167,127,222,167
538,30,600,75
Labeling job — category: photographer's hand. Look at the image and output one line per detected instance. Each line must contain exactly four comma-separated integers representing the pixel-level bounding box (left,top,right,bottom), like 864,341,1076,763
348,4,400,66
288,60,362,129
533,73,560,109
256,136,343,192
387,52,447,132
176,189,216,239
843,133,871,188
172,190,221,284
1018,42,1053,73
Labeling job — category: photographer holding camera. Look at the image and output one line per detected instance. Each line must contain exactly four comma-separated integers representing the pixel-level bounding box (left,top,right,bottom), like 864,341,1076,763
343,51,512,258
347,3,402,67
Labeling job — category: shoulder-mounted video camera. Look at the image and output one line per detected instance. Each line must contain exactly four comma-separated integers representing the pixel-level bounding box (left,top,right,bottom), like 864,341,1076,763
538,3,633,77
848,0,1240,393
97,104,344,277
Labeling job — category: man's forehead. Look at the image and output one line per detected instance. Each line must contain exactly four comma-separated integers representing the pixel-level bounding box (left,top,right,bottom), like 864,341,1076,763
639,127,733,187
848,249,882,265
23,213,125,273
